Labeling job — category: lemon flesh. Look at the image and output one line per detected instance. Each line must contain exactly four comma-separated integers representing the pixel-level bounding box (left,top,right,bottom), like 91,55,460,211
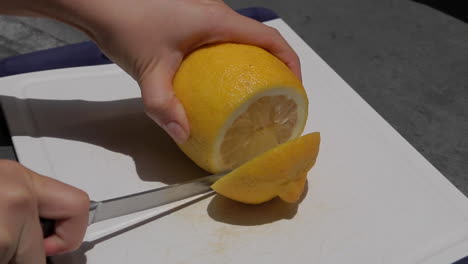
173,43,308,173
212,132,321,204
220,92,302,170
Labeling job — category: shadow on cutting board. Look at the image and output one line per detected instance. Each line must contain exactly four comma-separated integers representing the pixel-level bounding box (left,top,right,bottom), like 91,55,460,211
207,183,308,225
0,95,207,184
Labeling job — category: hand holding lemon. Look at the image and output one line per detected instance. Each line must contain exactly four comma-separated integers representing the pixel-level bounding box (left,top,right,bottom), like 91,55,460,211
173,43,321,204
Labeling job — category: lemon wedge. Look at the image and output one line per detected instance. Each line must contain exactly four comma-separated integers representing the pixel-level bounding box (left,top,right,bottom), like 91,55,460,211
173,43,308,173
211,132,320,204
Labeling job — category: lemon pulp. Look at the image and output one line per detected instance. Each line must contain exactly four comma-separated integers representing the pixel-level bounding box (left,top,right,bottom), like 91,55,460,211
220,94,299,170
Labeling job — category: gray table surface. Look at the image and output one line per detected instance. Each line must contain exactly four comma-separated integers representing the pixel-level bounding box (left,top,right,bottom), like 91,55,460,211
0,0,467,196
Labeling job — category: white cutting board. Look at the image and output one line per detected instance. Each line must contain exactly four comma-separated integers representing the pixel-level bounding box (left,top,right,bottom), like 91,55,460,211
1,19,467,264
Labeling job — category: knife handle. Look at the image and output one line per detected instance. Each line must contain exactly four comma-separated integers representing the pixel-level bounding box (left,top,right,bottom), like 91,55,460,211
40,200,99,238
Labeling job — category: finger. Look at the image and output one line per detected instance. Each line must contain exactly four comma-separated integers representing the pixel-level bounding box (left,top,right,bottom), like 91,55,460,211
28,171,89,255
139,57,190,144
217,12,302,80
13,216,46,264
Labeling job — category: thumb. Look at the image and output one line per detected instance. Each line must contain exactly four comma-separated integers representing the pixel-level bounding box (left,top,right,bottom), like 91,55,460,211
29,169,90,255
139,59,190,144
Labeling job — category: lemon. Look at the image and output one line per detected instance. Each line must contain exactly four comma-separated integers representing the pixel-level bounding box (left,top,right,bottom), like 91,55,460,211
173,43,308,173
211,132,321,204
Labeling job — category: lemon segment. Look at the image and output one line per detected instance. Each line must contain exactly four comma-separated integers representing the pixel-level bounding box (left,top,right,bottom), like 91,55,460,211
211,132,321,204
173,43,308,173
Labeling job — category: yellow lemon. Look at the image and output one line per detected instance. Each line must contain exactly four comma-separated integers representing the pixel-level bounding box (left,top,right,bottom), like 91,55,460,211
211,132,321,204
173,43,308,173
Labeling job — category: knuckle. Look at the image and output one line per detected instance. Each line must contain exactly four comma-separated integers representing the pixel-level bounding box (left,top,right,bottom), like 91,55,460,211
200,3,230,31
74,189,90,213
202,2,227,19
267,27,281,37
2,187,35,211
0,160,35,212
143,95,174,116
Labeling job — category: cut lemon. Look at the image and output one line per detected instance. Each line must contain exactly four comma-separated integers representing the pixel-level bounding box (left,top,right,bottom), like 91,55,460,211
173,43,308,173
211,132,321,204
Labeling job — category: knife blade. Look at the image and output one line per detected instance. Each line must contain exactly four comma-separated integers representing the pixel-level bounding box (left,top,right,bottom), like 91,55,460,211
89,173,224,224
41,173,224,237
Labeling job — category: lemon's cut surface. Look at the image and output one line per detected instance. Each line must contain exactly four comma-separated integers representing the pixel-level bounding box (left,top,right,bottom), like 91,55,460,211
211,132,321,204
173,43,308,173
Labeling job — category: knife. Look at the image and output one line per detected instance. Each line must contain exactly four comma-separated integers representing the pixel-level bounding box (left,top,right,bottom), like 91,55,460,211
40,173,224,237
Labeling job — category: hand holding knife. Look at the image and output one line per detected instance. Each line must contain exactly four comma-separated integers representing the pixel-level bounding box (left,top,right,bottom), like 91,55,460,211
41,173,224,237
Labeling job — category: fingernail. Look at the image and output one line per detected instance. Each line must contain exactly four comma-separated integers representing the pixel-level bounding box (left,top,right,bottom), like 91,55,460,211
164,122,188,144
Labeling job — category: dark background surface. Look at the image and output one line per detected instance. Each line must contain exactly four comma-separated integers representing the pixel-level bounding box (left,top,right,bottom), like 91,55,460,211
0,0,467,196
